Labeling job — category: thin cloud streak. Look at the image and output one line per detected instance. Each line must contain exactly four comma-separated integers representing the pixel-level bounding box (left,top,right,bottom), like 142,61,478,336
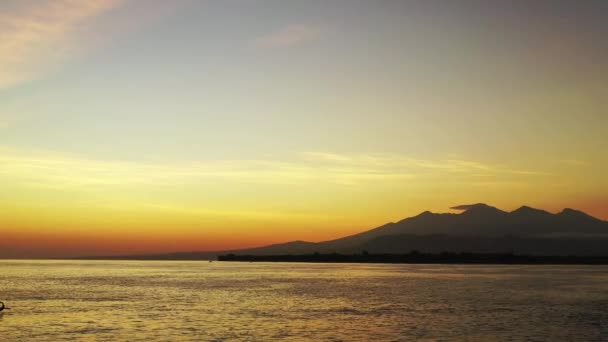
0,0,124,89
0,147,548,192
0,147,415,190
303,152,548,176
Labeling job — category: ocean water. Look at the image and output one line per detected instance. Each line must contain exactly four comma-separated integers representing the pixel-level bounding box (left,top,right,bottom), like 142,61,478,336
1,261,607,341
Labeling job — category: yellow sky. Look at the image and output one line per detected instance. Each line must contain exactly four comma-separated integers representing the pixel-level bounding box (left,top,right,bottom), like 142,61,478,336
1,145,606,257
1,1,607,257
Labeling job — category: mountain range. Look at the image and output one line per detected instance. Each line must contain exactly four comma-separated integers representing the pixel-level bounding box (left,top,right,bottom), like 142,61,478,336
89,203,608,259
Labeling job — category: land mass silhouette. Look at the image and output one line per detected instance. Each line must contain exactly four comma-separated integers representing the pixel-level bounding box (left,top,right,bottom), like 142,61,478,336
82,203,608,260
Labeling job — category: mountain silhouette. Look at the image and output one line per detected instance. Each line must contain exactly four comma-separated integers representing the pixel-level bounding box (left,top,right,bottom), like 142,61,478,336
86,204,608,259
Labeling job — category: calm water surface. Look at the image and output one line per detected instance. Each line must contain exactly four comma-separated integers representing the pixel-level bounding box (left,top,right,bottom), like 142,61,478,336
1,260,607,341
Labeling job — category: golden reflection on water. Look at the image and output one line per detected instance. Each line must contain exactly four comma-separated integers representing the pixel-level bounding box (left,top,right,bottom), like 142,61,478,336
0,260,607,341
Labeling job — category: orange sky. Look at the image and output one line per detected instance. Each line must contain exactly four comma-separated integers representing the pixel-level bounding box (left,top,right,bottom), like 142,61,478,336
1,1,607,258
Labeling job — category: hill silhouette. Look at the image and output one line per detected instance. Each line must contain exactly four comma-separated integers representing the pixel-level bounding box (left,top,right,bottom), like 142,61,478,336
84,204,608,260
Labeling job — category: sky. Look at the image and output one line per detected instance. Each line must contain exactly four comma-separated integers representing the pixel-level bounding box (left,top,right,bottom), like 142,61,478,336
1,0,607,258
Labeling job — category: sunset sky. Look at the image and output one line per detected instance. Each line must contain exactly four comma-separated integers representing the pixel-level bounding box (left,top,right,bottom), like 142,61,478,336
1,0,607,258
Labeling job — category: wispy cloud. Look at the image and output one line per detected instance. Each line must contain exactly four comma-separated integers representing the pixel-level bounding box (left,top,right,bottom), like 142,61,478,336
0,147,416,190
0,147,549,193
302,152,547,177
0,0,124,89
254,24,322,48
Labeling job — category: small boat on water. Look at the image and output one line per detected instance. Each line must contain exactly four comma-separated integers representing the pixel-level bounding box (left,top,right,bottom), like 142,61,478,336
0,301,9,312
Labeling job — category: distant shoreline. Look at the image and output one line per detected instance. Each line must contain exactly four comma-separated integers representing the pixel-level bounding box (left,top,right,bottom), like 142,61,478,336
217,252,608,265
3,254,608,265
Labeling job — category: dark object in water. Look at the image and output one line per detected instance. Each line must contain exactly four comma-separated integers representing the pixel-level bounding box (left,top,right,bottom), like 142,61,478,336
0,301,9,311
218,252,608,265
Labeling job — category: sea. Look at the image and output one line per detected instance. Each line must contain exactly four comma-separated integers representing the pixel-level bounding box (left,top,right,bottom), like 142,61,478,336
1,260,607,341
